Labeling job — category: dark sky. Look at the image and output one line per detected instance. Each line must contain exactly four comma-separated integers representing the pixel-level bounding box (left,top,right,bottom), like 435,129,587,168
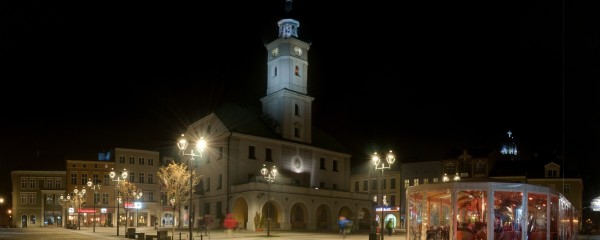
2,0,598,206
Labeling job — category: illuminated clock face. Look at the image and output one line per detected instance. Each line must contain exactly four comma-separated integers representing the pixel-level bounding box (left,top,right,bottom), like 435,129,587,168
293,46,302,56
272,48,279,57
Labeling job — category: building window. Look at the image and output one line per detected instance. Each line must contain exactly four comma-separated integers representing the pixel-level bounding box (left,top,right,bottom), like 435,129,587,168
354,181,360,192
30,179,36,189
274,66,277,77
30,214,36,224
21,194,27,204
206,177,210,192
433,178,439,183
390,195,396,207
21,179,27,188
93,174,100,185
423,178,429,184
46,179,53,189
148,191,154,202
129,156,135,164
204,203,210,215
29,193,36,204
547,169,558,177
71,174,77,185
248,146,256,159
390,178,396,189
295,104,300,116
139,157,145,165
294,128,300,138
333,160,338,172
102,193,109,205
148,173,154,184
333,184,337,190
94,193,100,205
81,174,88,185
320,158,326,170
217,174,222,190
139,173,144,183
363,180,369,191
55,179,61,189
129,172,135,182
104,174,110,186
404,179,410,188
266,148,273,162
372,179,377,190
382,179,387,190
119,156,125,163
295,65,300,76
413,179,419,186
319,182,325,188
563,184,570,194
149,158,154,166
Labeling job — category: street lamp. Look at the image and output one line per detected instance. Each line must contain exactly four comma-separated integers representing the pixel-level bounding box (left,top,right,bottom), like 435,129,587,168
110,168,128,236
442,172,461,182
260,164,277,237
132,190,143,227
177,134,206,240
87,178,101,232
60,194,72,228
372,150,395,240
0,197,4,226
7,209,11,227
73,186,86,230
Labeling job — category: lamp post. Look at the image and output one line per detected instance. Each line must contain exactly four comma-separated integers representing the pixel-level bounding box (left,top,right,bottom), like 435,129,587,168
260,164,277,237
177,134,206,240
87,178,101,232
110,168,128,236
60,194,72,228
0,197,4,226
7,209,11,228
132,190,143,227
73,186,87,230
372,150,395,240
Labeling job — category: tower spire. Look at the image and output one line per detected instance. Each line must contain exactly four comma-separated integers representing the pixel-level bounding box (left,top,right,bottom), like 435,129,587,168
285,0,293,13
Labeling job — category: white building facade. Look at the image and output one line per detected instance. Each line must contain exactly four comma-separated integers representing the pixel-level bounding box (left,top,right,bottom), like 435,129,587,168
177,15,373,231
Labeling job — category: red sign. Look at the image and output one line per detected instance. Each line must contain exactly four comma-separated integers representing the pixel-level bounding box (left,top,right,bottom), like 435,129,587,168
78,208,96,213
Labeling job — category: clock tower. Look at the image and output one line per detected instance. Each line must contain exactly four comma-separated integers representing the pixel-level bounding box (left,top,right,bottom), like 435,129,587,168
261,15,314,143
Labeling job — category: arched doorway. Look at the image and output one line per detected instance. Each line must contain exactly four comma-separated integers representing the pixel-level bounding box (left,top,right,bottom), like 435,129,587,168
290,202,308,229
21,215,28,227
357,207,373,230
339,206,354,232
315,204,332,231
162,212,174,226
231,197,248,229
261,201,279,229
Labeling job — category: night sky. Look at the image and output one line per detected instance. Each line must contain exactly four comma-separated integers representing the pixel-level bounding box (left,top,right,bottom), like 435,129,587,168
2,0,598,211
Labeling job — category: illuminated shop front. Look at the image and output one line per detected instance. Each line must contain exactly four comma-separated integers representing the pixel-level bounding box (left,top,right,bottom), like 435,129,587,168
406,179,575,240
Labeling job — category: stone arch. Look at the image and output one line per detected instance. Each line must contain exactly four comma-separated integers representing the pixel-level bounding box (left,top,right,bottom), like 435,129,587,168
290,201,309,229
231,196,249,229
357,207,374,230
261,200,281,229
315,204,332,231
21,214,28,227
338,206,354,219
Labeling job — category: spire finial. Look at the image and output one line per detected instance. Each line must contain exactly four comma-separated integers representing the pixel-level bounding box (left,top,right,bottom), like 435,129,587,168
285,0,293,12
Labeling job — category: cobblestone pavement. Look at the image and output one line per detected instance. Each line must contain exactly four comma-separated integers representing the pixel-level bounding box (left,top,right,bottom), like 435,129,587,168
0,226,407,240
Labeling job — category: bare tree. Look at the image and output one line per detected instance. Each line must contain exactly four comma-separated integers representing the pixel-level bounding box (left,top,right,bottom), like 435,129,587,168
117,180,141,228
157,162,200,236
